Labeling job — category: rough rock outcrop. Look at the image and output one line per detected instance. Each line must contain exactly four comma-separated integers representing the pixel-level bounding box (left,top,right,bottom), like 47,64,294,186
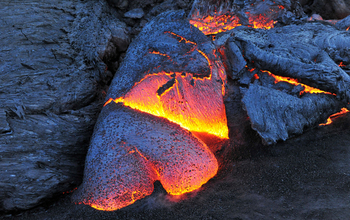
0,0,128,212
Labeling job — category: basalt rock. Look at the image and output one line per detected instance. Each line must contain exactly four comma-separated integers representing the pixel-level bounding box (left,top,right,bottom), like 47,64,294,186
233,23,350,104
228,22,350,144
0,0,128,212
241,83,343,145
335,15,350,30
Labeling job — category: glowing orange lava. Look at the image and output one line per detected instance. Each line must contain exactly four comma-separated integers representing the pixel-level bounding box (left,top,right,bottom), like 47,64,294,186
190,4,284,35
339,62,346,67
97,30,229,208
86,136,218,210
246,12,277,29
261,70,335,96
257,69,347,127
106,32,229,139
106,69,228,139
319,108,349,126
98,31,228,208
82,95,220,211
347,26,350,31
90,31,228,208
152,143,218,196
149,50,172,59
189,14,241,35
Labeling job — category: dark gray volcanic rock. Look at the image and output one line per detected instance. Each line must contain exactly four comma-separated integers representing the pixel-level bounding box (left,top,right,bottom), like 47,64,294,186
212,21,350,145
0,0,128,212
336,15,350,30
233,23,350,103
105,10,214,100
241,83,343,144
300,0,350,19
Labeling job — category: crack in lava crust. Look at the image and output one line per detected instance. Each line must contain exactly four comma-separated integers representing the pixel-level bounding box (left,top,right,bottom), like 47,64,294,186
106,32,228,139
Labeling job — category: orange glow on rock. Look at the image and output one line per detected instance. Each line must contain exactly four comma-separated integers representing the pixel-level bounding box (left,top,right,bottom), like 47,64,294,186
261,70,336,96
165,31,197,45
347,26,350,31
90,30,228,209
107,32,228,139
189,14,241,35
246,12,277,29
74,101,220,211
81,143,158,211
151,141,219,196
339,62,346,67
104,97,123,107
319,108,349,126
189,6,283,35
109,70,228,139
149,50,172,59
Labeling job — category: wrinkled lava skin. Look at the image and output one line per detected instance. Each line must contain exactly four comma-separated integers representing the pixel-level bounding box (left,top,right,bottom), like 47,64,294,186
72,10,227,211
71,103,218,211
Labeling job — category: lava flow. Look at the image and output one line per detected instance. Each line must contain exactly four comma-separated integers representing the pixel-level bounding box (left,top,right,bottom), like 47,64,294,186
261,70,335,96
245,4,284,29
189,13,241,35
246,12,277,29
319,108,350,126
92,32,228,210
256,69,349,126
339,62,346,67
189,4,284,35
106,32,228,140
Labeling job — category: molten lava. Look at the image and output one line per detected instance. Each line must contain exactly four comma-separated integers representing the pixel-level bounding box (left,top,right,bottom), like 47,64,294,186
106,70,228,139
189,13,241,35
74,100,220,211
246,12,277,29
106,32,228,140
189,4,284,35
95,31,228,210
256,69,348,127
261,70,335,96
339,62,346,67
319,108,349,126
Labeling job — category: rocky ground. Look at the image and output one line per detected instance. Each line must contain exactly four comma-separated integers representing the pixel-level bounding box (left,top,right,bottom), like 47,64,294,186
0,0,128,212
